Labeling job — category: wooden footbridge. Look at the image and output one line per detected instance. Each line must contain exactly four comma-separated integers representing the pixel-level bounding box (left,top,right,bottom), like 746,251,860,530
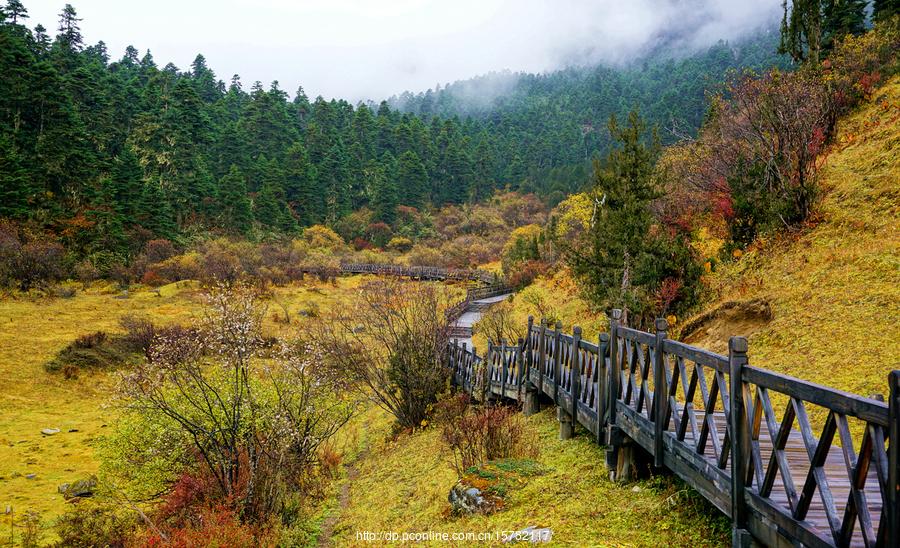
448,311,899,547
298,262,497,283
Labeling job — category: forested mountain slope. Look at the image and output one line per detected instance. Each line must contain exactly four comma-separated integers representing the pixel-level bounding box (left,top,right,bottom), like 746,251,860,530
388,30,787,199
0,1,784,267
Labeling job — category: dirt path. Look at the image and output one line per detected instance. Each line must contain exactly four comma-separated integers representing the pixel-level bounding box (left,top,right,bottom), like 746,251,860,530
317,459,360,547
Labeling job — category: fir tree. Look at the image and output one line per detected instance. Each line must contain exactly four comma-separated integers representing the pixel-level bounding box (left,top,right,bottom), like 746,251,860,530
0,134,30,217
369,155,398,224
253,157,296,232
218,165,253,234
823,0,867,50
779,0,823,64
138,180,178,240
396,150,428,208
284,141,320,226
568,111,662,325
873,0,899,21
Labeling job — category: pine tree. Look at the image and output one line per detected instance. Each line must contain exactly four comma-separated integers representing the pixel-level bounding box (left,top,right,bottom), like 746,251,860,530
779,0,823,64
284,141,320,226
873,0,900,21
369,154,398,224
568,110,661,324
396,150,429,208
4,0,27,25
218,165,253,234
823,0,867,50
0,134,30,217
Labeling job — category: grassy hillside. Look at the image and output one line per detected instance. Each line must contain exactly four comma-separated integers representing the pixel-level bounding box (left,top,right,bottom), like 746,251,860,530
0,276,398,523
330,405,728,546
688,75,900,397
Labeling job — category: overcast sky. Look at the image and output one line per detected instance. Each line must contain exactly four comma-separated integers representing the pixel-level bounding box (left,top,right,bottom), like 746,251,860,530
25,0,781,102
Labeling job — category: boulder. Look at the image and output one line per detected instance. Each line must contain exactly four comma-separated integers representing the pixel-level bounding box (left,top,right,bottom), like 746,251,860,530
41,428,60,436
448,480,500,515
59,476,97,499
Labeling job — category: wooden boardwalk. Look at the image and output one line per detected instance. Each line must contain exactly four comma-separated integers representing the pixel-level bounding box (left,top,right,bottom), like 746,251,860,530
448,312,899,547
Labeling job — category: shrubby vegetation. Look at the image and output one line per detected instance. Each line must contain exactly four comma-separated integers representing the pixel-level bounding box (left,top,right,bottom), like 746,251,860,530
81,283,355,543
435,394,536,476
310,279,453,430
0,191,547,291
499,18,900,329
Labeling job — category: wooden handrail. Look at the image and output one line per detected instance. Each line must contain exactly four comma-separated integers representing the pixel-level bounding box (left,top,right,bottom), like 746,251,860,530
447,311,900,548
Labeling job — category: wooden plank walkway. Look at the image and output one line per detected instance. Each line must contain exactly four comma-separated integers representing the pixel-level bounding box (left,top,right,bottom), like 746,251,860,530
448,312,900,548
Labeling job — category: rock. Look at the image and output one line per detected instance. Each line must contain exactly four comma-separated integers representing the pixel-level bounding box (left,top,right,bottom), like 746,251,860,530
631,485,642,493
114,290,130,299
448,481,499,515
60,476,97,499
351,325,366,334
504,526,553,543
41,428,60,436
25,474,36,480
68,429,78,433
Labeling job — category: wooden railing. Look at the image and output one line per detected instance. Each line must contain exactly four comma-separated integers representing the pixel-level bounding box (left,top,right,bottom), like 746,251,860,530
445,284,514,324
448,312,900,547
338,263,496,283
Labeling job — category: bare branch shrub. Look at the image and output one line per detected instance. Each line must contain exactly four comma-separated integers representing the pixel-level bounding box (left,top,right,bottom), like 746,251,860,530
112,283,352,523
434,394,537,476
309,279,452,429
473,300,521,346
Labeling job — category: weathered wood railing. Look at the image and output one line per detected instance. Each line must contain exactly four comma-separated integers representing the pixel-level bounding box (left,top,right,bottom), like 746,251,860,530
337,263,496,283
445,284,514,325
449,311,900,547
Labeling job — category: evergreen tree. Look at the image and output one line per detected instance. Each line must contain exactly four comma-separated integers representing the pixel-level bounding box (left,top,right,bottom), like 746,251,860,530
218,165,253,234
320,141,351,222
284,141,320,225
568,111,662,325
396,150,428,208
56,4,83,51
823,0,867,50
780,0,824,64
4,0,27,25
874,0,900,20
0,134,30,217
254,180,296,233
138,180,178,240
369,154,398,224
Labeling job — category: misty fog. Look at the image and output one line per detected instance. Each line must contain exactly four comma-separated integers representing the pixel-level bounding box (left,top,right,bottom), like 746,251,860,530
26,0,782,101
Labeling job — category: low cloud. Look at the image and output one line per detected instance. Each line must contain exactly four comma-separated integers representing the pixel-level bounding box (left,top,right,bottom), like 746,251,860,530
26,0,782,101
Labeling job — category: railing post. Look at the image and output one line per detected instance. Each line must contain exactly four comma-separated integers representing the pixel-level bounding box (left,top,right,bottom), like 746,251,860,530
468,345,476,394
500,339,508,398
889,370,900,547
552,321,562,404
525,316,534,379
598,332,610,445
729,336,751,547
483,341,492,403
570,326,582,427
516,336,525,401
449,339,466,386
450,340,458,385
606,309,622,473
653,318,668,469
537,319,547,395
